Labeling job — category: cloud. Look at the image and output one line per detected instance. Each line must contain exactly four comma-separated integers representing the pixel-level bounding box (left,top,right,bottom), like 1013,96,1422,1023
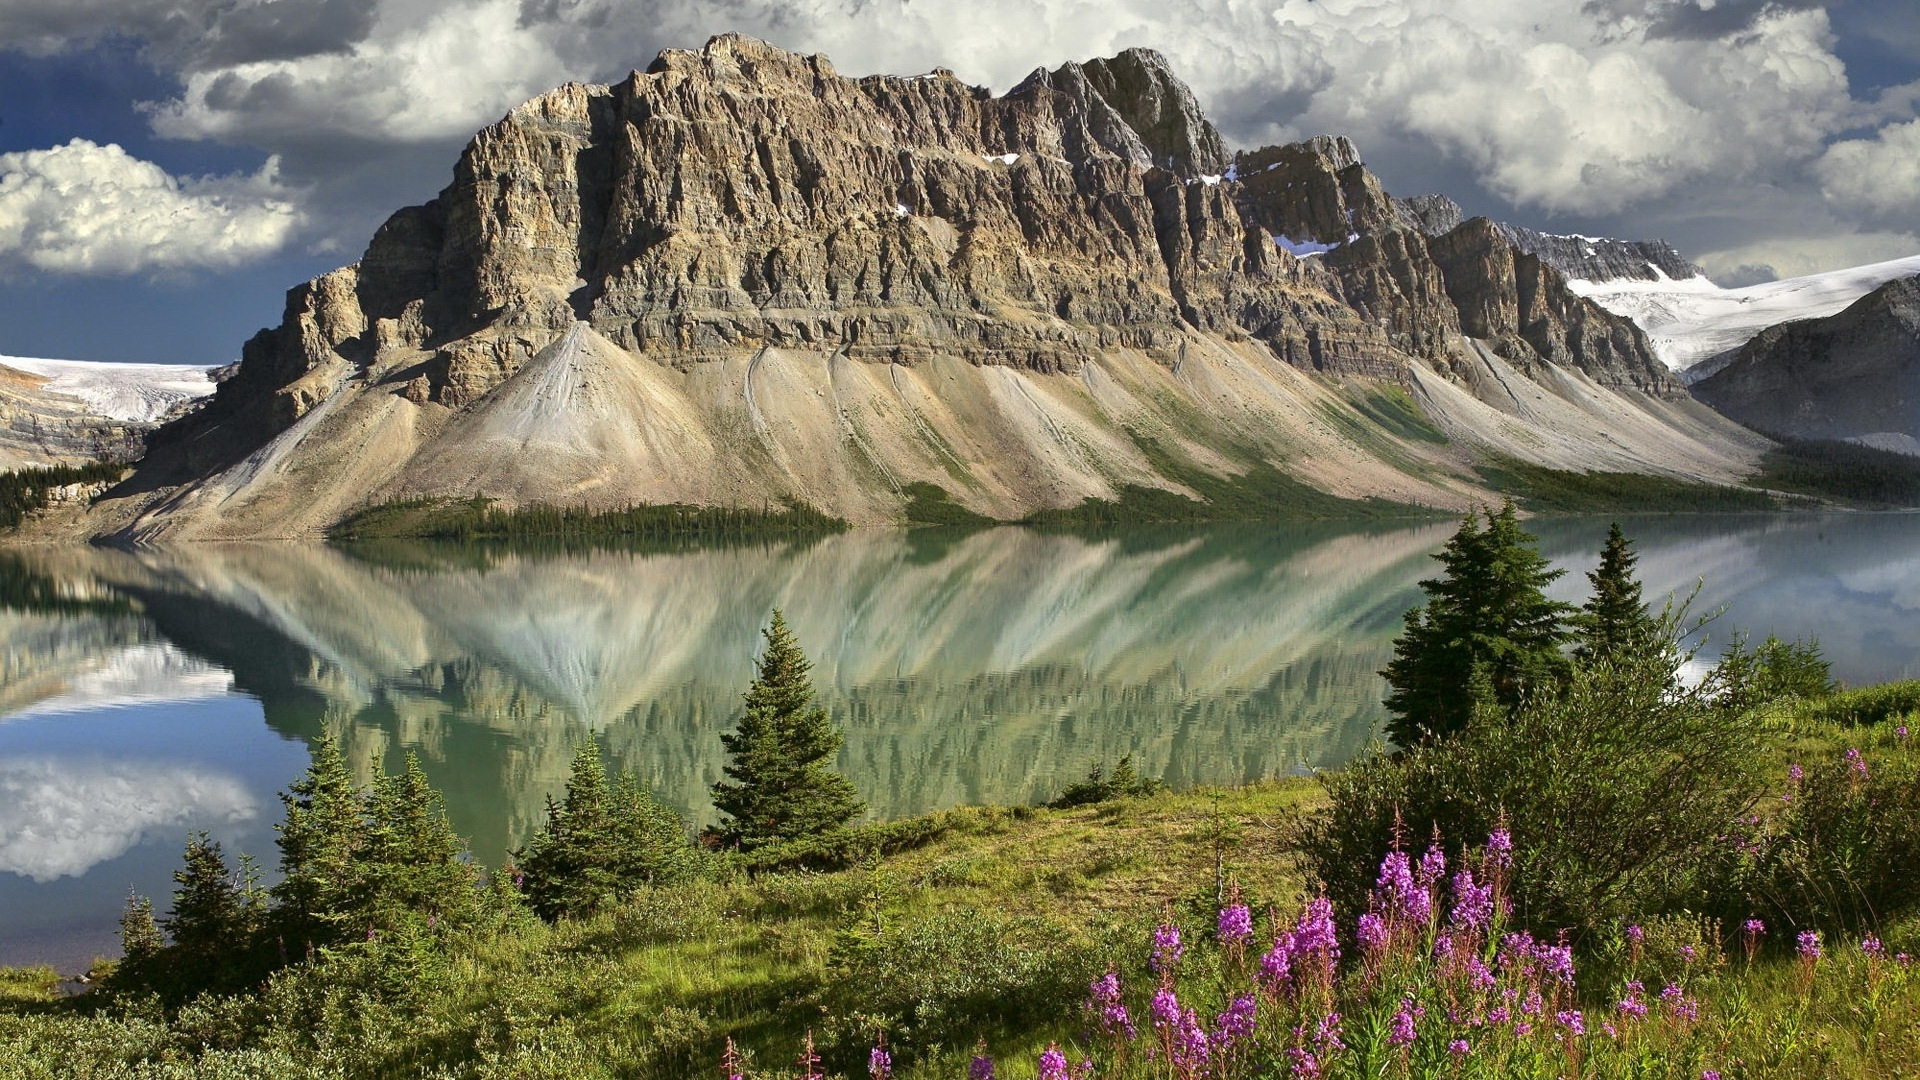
1814,118,1920,223
0,139,302,275
0,757,256,882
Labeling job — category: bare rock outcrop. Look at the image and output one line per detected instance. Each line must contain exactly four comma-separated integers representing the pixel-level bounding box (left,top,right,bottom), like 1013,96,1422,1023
90,35,1756,540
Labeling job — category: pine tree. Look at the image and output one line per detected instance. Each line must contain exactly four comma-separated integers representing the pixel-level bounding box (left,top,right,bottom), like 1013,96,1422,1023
711,610,865,849
517,742,697,920
160,833,266,991
1382,502,1574,744
365,752,481,932
111,891,165,993
274,738,368,946
1575,522,1655,663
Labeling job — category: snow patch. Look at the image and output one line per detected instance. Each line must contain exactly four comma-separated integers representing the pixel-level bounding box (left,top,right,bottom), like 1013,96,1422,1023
893,203,911,218
1567,253,1920,376
0,355,218,423
1278,236,1340,258
981,153,1018,166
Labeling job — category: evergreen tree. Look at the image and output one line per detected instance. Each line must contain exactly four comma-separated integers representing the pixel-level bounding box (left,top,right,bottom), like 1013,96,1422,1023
365,752,482,932
274,738,367,946
517,742,697,921
711,610,865,849
160,833,266,991
1382,503,1574,744
1575,522,1656,662
110,891,165,993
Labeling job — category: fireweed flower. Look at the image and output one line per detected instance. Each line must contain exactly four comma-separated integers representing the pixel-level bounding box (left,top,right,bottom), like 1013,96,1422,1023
1151,923,1184,976
1450,870,1494,931
1557,1009,1586,1036
1898,725,1910,739
869,1044,893,1080
1799,931,1823,961
1862,936,1886,960
1376,850,1432,925
1449,1038,1471,1058
1213,994,1258,1050
1315,1012,1346,1054
1151,987,1181,1029
1291,897,1341,984
1288,1045,1321,1080
1539,942,1576,984
1037,1044,1069,1080
968,1052,995,1080
1357,912,1389,953
1618,981,1648,1019
1259,932,1294,995
1218,903,1254,948
1389,998,1423,1047
1417,846,1446,889
1088,969,1135,1039
1174,1007,1212,1073
1847,748,1869,779
1703,1072,1722,1080
1523,989,1544,1016
1487,828,1513,868
1489,1005,1511,1024
1680,945,1697,964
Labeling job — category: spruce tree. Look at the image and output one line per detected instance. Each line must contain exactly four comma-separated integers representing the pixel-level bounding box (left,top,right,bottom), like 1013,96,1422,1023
711,610,865,849
517,741,696,920
365,752,481,932
111,891,165,993
1574,522,1655,663
1382,502,1574,744
161,833,265,991
274,738,367,945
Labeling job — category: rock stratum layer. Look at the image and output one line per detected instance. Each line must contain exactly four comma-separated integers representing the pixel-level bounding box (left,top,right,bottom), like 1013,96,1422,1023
70,35,1762,541
1695,276,1920,455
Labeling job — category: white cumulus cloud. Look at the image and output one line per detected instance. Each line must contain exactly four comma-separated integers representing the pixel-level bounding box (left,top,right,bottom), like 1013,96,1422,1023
0,757,257,882
0,138,303,275
1815,118,1920,221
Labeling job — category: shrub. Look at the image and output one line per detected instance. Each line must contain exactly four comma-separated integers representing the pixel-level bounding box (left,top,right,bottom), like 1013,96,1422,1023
1747,749,1920,933
517,742,703,921
1307,639,1769,936
1048,756,1164,809
1801,680,1920,727
1714,634,1834,711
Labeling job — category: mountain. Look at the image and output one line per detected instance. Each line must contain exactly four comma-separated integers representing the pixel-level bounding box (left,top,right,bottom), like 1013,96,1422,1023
59,35,1763,541
0,357,218,472
1693,275,1920,454
1568,254,1920,380
1388,193,1703,284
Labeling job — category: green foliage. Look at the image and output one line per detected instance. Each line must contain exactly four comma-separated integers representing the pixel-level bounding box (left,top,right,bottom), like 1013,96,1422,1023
899,482,995,527
1312,634,1770,935
711,611,865,849
1801,680,1920,727
1047,756,1164,808
156,834,270,996
516,742,701,921
272,738,367,947
1478,458,1778,513
734,816,955,875
0,553,134,616
1716,634,1835,711
823,908,1102,1060
1757,438,1920,507
110,893,165,994
329,494,847,543
0,461,124,530
1381,503,1574,745
1746,748,1920,933
1574,522,1660,662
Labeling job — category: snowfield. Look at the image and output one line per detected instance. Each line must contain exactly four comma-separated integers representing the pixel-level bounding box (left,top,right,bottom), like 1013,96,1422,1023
0,355,219,422
1567,255,1920,381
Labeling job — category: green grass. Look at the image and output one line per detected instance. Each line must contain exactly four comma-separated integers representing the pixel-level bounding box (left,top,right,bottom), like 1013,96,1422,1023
1478,458,1779,514
1754,439,1920,508
0,461,124,530
329,495,849,544
1022,436,1434,527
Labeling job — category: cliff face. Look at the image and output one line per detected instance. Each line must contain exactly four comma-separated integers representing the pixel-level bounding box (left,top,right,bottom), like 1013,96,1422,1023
96,35,1757,541
1695,276,1920,453
0,364,152,470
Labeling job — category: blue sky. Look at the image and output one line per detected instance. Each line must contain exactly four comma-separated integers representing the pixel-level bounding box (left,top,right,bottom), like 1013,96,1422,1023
1,0,1916,365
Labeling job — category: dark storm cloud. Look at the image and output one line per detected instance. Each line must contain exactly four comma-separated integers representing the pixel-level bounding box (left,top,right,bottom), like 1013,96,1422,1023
0,0,380,66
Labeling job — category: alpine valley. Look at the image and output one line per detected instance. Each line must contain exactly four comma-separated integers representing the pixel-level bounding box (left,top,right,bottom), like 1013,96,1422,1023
20,35,1918,541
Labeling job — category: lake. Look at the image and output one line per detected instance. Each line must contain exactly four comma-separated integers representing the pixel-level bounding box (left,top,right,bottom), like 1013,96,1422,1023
3,513,1918,971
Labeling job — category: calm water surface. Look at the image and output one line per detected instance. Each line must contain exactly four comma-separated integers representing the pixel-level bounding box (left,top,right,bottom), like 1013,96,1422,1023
2,514,1917,970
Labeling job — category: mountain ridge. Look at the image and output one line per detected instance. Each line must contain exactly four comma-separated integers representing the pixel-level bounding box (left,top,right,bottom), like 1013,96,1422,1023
36,34,1766,542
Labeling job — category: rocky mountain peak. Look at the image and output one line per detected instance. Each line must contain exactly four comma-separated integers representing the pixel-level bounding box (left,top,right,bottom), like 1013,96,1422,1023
90,34,1747,542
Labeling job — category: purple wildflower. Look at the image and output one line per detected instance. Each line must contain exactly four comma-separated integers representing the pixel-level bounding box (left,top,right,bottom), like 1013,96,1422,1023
869,1044,892,1080
1258,932,1293,996
1489,1005,1511,1024
1846,748,1869,779
1862,936,1886,960
1151,923,1184,976
969,1053,995,1080
1291,897,1341,983
1417,845,1446,888
1788,762,1804,783
1174,1007,1212,1073
1218,903,1254,948
1798,930,1823,961
1467,956,1497,990
1523,989,1544,1016
1314,1012,1346,1053
1626,924,1644,944
1376,850,1432,925
1449,869,1494,931
1288,1046,1321,1079
1213,994,1258,1050
1704,1072,1722,1080
1538,942,1576,984
1557,1009,1586,1036
1680,944,1697,963
1487,828,1513,868
1744,918,1766,938
1088,969,1135,1039
1389,998,1422,1048
1038,1044,1069,1080
1617,981,1648,1020
1898,725,1909,739
1449,1038,1471,1058
1151,987,1181,1029
1357,912,1389,953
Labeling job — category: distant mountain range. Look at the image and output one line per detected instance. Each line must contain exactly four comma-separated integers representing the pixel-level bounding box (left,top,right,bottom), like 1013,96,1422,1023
7,36,1916,538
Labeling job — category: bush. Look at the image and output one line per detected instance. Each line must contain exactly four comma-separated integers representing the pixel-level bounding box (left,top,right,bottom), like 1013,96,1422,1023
1746,749,1920,933
1306,640,1769,936
1801,680,1920,727
1047,757,1164,809
1715,634,1834,710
